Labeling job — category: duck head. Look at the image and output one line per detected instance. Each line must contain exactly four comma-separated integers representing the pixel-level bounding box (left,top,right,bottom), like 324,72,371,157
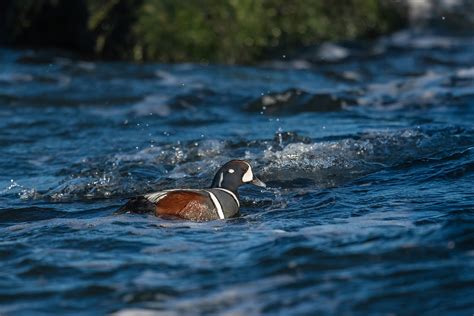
211,160,266,193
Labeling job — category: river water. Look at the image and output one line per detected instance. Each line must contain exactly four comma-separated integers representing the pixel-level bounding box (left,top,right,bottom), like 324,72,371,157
0,29,473,315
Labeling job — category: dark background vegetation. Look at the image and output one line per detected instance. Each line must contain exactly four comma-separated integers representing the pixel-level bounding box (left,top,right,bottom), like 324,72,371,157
0,0,408,64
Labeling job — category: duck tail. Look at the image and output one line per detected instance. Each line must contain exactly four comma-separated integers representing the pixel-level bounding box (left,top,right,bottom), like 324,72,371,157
115,196,156,215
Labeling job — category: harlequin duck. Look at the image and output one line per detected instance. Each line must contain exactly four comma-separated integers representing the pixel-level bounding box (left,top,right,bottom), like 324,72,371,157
118,160,266,221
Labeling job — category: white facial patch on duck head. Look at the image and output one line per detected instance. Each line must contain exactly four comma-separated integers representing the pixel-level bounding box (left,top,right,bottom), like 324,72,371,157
242,164,253,182
228,169,235,173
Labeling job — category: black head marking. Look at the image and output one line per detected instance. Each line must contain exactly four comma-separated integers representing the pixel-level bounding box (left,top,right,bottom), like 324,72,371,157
211,160,265,193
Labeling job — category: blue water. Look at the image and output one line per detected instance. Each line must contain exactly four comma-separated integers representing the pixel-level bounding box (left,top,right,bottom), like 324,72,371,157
1,30,474,315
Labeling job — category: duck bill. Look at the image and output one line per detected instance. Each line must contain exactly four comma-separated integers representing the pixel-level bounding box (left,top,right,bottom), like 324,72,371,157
251,177,266,188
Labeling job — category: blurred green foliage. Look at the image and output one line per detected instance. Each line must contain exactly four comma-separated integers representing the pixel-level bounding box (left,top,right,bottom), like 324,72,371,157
0,0,407,63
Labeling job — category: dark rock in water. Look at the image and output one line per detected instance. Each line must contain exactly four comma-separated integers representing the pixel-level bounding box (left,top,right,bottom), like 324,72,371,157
132,88,252,120
245,88,357,115
170,88,216,110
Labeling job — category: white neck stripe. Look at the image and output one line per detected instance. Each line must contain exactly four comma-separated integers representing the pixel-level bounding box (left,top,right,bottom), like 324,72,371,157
207,191,225,219
218,172,224,187
214,188,240,207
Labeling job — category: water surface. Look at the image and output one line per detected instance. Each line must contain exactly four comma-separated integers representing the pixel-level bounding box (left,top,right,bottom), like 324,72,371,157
1,30,474,315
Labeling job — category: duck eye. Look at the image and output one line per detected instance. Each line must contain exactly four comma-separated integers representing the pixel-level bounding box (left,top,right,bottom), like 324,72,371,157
228,169,235,174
